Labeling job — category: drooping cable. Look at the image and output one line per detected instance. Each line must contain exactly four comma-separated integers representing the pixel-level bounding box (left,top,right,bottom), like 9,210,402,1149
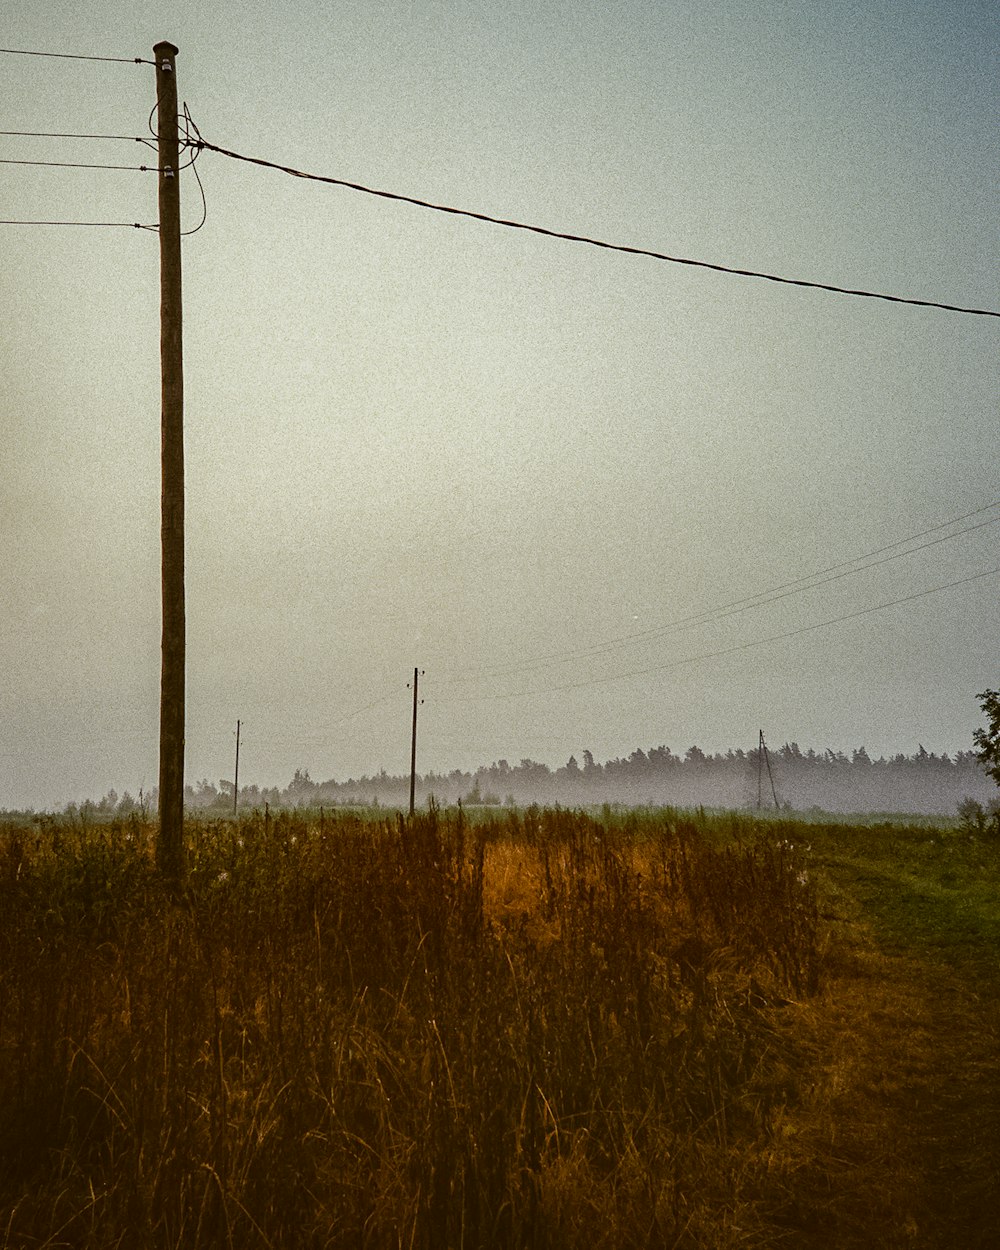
0,130,152,141
440,502,1000,685
0,218,156,228
438,565,1000,704
187,127,1000,319
0,157,156,171
0,46,151,65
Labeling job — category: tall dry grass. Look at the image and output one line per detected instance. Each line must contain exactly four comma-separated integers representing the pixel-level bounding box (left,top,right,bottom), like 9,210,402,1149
0,805,821,1247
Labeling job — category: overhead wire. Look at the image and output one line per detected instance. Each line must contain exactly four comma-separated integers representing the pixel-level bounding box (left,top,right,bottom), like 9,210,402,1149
295,509,999,747
0,49,172,225
264,552,1000,760
240,685,407,759
0,47,152,65
0,126,197,169
146,116,1000,727
319,686,405,734
0,157,157,171
4,58,992,783
0,103,206,234
439,503,1000,685
0,218,157,228
0,130,153,142
186,124,1000,319
438,565,1000,704
177,102,208,235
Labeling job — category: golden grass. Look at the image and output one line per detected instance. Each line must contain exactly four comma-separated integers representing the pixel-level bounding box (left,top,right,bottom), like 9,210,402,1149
0,806,996,1247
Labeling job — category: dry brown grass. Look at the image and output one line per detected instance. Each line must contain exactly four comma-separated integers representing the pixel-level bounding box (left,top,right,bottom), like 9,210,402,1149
0,805,996,1247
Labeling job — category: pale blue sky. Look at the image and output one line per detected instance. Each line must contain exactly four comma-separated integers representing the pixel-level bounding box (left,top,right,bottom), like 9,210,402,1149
2,0,998,808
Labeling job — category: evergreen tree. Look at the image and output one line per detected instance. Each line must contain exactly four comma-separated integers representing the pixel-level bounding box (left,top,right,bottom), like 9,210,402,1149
973,689,1000,787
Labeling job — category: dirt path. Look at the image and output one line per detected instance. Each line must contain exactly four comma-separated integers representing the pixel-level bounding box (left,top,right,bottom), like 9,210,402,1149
859,948,999,1246
776,850,1000,1247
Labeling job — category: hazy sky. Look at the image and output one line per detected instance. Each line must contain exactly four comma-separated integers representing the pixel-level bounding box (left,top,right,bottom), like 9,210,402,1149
3,0,998,810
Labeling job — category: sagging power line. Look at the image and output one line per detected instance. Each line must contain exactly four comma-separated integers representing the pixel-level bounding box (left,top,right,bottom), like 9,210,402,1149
439,565,1000,705
0,46,152,65
0,218,158,228
7,37,996,803
187,125,1000,319
0,158,157,170
0,130,155,141
0,119,207,233
0,77,206,231
273,559,1000,763
440,502,1000,686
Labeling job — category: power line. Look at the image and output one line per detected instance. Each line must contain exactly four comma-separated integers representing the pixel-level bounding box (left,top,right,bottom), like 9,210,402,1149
452,515,1000,683
0,117,204,233
189,129,1000,319
268,512,1000,748
440,565,1000,704
701,502,1000,606
0,157,155,171
177,104,208,236
0,130,151,141
0,146,200,172
440,501,1000,684
501,513,1000,676
0,47,151,65
241,681,418,759
0,219,157,229
333,687,401,727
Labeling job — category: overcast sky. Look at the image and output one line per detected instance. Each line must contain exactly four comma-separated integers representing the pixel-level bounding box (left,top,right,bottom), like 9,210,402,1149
3,0,998,810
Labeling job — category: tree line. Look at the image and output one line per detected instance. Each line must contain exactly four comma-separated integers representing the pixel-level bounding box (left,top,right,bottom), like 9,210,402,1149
171,741,995,817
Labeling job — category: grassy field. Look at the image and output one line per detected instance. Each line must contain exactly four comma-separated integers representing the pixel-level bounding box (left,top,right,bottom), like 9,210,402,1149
0,805,996,1247
731,817,1000,1247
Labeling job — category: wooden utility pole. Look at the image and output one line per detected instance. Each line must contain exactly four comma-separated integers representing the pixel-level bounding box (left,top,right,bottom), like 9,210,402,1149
759,729,780,810
409,668,423,816
233,719,241,816
154,41,185,878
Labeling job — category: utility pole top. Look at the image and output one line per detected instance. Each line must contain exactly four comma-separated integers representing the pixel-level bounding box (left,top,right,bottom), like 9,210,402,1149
154,41,179,59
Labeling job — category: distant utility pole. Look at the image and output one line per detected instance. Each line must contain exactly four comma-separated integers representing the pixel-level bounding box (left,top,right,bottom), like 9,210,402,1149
758,729,780,810
233,719,241,816
409,668,424,816
154,41,185,879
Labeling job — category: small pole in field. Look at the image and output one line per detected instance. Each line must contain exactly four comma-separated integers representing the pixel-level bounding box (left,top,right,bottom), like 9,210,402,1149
761,731,780,809
408,668,424,816
233,719,241,816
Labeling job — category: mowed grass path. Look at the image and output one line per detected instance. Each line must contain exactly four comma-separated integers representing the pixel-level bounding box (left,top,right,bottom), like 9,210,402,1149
778,820,1000,1247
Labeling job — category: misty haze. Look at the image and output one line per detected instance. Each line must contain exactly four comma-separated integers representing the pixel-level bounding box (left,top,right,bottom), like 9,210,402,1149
2,2,999,1245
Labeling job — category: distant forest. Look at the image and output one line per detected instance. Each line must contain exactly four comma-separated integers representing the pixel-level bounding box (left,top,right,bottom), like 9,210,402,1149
151,742,996,818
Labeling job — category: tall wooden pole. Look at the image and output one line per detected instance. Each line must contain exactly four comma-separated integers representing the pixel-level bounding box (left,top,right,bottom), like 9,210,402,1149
154,41,185,878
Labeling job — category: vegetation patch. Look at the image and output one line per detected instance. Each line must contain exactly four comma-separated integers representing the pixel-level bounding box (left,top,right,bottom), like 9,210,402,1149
0,806,997,1246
